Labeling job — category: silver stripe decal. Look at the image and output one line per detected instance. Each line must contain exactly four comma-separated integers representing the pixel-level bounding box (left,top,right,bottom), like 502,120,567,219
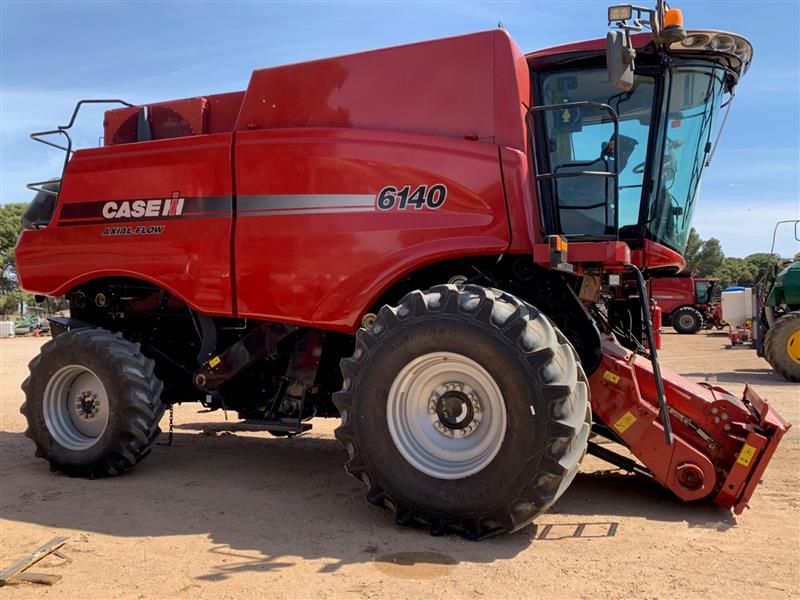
238,194,375,212
241,206,374,217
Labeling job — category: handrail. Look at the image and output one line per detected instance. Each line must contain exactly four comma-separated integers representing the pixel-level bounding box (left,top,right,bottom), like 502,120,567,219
28,99,134,196
25,179,61,196
526,101,621,238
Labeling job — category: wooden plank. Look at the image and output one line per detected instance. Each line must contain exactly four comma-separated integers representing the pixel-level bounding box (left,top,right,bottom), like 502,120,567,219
9,572,63,586
0,537,68,585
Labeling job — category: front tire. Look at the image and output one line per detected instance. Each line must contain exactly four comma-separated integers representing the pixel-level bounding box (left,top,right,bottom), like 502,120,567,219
21,328,165,477
333,285,591,539
764,311,800,382
671,306,703,334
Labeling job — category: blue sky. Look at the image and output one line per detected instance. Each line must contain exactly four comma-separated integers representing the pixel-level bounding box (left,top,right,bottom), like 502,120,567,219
1,0,798,256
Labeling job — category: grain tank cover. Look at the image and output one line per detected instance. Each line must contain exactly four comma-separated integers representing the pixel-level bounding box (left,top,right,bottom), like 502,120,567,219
234,30,530,151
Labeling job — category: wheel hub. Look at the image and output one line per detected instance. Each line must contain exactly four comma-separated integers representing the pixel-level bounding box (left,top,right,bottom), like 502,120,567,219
43,365,110,450
427,383,482,437
76,391,100,419
387,352,507,480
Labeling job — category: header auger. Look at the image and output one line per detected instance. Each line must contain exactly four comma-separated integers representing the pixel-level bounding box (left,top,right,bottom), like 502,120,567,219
14,2,788,538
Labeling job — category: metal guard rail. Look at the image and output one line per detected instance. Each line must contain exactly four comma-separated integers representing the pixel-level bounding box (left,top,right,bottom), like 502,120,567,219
526,101,621,239
27,99,133,196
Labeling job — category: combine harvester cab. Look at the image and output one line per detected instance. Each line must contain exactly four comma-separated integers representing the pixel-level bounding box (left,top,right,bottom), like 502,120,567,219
14,2,790,537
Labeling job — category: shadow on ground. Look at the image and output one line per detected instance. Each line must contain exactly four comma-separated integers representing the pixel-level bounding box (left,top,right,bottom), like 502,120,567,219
0,424,738,580
555,470,736,532
683,367,795,387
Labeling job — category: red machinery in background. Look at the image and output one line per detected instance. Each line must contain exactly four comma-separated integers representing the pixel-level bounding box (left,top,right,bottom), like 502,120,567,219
650,275,724,334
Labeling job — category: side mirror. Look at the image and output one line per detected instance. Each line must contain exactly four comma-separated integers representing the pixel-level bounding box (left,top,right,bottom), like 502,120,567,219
606,30,635,91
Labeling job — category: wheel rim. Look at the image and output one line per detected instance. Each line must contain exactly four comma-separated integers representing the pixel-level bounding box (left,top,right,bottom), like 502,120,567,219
43,365,110,450
386,352,507,480
787,330,800,366
679,314,696,329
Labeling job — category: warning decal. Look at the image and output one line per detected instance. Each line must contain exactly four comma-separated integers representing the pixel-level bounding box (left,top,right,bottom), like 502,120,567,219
613,411,637,434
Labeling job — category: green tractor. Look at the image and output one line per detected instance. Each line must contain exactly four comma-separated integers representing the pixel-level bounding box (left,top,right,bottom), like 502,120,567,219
758,220,800,382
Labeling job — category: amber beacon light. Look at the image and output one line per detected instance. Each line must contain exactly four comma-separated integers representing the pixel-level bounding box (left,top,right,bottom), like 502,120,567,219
661,7,686,43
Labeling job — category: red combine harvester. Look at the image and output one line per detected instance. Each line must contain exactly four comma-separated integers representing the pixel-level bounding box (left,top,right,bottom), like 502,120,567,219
15,3,789,538
650,275,723,333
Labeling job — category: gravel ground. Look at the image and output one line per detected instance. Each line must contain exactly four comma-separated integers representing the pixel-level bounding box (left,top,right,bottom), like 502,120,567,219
1,330,798,599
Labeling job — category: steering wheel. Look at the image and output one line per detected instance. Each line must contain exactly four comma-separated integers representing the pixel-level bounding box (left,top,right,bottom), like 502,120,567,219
632,161,646,174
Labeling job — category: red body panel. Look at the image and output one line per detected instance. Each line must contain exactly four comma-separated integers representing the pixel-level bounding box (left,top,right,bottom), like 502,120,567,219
526,32,654,62
650,276,717,316
499,147,542,252
235,30,529,152
16,134,235,315
630,240,686,273
17,30,533,330
104,91,245,145
104,98,209,145
233,128,511,329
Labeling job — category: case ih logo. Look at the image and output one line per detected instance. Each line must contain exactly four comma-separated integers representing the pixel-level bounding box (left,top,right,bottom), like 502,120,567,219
102,192,185,220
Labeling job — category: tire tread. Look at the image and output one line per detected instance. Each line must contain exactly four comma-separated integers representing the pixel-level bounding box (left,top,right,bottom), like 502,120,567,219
333,284,591,539
20,327,165,478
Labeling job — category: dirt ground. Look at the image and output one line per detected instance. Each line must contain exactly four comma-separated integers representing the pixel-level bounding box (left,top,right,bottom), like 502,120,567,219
0,331,797,599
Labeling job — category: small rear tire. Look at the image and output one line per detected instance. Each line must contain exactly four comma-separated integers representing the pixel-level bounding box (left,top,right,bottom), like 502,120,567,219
21,328,165,478
764,311,800,382
333,285,591,539
671,306,703,334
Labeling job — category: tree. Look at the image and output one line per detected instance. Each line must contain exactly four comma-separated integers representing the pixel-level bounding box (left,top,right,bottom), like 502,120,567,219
684,228,703,273
712,257,754,289
0,203,67,315
695,238,725,277
0,202,69,316
683,228,725,277
0,289,33,317
743,253,776,284
0,203,28,292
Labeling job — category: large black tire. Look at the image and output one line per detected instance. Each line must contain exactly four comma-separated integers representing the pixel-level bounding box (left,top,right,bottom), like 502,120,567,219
21,328,165,478
333,285,591,539
671,306,703,334
763,311,800,382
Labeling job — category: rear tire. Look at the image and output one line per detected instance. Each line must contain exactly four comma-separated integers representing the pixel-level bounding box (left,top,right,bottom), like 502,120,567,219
671,306,703,334
764,311,800,382
333,285,591,539
21,328,165,478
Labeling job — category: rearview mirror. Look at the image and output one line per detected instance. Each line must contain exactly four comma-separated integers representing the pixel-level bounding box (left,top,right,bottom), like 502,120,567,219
606,30,635,91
